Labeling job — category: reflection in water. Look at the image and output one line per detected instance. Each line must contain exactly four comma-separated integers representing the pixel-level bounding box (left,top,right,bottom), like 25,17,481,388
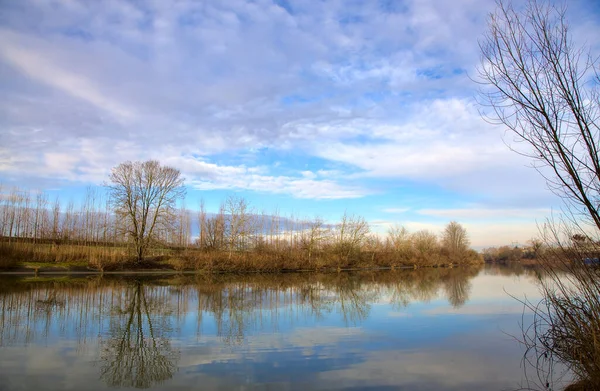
100,281,179,388
0,265,543,390
0,268,489,347
444,272,472,307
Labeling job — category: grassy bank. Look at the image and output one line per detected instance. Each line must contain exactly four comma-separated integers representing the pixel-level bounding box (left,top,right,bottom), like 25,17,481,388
0,241,483,273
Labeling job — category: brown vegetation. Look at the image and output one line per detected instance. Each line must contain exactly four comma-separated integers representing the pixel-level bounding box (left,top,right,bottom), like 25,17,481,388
0,184,481,272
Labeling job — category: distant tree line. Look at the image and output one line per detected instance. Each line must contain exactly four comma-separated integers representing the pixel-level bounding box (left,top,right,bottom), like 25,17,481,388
0,161,482,271
482,243,542,264
482,235,600,265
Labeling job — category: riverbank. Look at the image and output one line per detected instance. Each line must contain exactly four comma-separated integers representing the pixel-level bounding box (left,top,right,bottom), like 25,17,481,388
0,241,483,274
0,260,445,275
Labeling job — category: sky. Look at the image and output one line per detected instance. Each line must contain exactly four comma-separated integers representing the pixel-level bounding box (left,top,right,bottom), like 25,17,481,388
0,0,599,248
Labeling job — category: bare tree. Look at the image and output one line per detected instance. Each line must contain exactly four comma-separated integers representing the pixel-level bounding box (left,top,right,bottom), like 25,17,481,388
411,230,440,266
197,199,207,249
33,192,48,244
300,217,329,264
223,195,252,259
3,188,18,242
50,197,61,242
441,221,470,261
478,0,600,232
387,224,413,261
478,0,600,388
107,160,185,263
334,212,370,265
204,205,226,251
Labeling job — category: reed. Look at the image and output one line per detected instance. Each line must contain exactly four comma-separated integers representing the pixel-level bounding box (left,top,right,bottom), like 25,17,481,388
520,224,600,389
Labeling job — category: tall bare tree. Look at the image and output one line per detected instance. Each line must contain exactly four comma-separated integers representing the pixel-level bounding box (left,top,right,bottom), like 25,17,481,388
33,192,48,244
204,204,226,250
107,160,185,263
223,195,252,259
197,199,207,249
478,0,600,388
300,217,329,264
478,0,600,231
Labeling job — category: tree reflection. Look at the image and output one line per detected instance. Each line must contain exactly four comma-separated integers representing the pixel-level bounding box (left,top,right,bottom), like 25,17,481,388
443,268,475,308
334,274,376,325
99,280,179,389
188,266,484,342
0,265,502,359
0,266,528,390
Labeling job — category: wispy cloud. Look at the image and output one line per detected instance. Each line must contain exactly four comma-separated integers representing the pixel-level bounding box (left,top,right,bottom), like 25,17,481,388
0,0,597,241
0,30,135,120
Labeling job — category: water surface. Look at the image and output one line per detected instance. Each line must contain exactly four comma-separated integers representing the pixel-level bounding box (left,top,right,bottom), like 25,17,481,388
0,265,555,390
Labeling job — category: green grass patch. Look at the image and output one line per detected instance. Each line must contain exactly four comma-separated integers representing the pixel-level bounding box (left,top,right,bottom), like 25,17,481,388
20,260,89,269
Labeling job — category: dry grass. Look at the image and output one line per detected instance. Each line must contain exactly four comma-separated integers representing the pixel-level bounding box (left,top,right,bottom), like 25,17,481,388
0,242,135,271
0,241,483,273
519,228,600,390
166,247,482,273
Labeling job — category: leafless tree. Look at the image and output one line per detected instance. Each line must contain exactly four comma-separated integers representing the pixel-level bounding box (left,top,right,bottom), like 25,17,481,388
197,199,207,249
50,197,61,242
107,160,185,263
478,0,600,388
270,208,281,251
441,221,470,261
411,230,439,265
334,212,370,265
32,192,48,244
2,188,18,242
174,203,191,248
223,195,252,258
208,207,226,251
478,0,600,232
300,217,329,264
387,224,413,261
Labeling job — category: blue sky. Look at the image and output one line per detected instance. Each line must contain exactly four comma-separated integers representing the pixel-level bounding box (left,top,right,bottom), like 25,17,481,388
1,0,598,247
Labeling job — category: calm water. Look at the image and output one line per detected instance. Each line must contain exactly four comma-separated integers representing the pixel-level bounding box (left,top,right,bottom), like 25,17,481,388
0,266,564,390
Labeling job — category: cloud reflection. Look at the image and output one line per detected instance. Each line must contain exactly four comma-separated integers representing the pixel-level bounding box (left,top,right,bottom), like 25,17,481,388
0,265,548,390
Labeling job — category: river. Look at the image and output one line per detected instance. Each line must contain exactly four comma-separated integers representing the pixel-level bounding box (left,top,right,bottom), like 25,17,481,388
0,265,570,390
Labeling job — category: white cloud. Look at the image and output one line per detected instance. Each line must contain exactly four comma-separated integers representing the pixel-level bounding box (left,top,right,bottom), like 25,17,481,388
0,30,135,120
164,155,369,199
0,0,497,182
189,174,366,200
311,98,521,180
